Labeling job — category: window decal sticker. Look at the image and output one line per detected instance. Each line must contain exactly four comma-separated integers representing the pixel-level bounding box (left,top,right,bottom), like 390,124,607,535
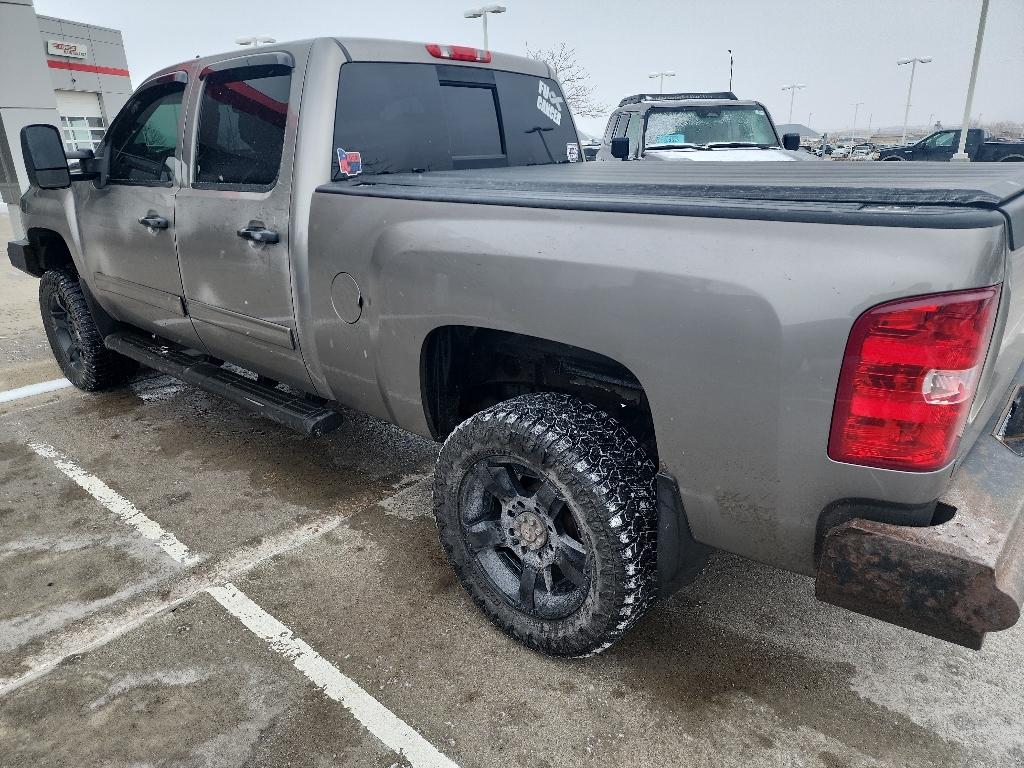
536,81,563,126
337,147,363,178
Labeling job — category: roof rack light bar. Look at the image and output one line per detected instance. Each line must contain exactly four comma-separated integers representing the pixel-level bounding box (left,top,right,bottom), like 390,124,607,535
617,91,738,107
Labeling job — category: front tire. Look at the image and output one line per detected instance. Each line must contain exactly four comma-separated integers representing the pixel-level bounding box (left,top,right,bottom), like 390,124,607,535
39,269,136,391
433,393,658,657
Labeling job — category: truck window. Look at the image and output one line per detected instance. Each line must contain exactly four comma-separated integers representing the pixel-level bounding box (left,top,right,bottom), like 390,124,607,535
923,131,956,149
105,81,185,185
332,62,579,179
625,113,642,155
193,64,292,189
439,84,504,161
612,112,628,139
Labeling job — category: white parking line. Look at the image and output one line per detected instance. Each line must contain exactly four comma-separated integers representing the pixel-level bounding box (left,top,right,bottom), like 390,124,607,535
24,441,460,768
0,378,71,403
0,515,343,697
28,442,201,566
209,583,459,768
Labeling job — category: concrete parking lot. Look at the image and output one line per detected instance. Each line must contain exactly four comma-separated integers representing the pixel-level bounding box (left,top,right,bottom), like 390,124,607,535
1,205,1023,768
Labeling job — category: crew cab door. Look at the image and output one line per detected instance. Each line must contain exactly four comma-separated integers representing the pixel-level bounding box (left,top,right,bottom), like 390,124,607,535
76,72,203,348
920,130,957,161
174,51,313,389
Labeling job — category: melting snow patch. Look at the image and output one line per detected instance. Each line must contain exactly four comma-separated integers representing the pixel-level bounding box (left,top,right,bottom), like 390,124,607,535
131,374,184,402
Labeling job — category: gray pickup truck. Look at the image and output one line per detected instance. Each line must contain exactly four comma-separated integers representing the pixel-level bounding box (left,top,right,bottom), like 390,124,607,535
8,37,1024,658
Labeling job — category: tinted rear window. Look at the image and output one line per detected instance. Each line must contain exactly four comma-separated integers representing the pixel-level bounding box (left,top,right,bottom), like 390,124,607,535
332,62,580,179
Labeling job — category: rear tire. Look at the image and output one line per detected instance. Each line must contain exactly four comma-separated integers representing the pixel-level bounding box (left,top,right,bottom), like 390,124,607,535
433,393,658,657
39,269,137,391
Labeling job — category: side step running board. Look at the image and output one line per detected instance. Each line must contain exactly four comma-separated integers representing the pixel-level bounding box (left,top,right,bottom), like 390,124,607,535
105,332,342,436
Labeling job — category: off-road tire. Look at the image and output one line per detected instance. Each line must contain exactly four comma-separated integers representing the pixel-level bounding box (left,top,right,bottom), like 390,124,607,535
434,392,658,657
39,269,136,391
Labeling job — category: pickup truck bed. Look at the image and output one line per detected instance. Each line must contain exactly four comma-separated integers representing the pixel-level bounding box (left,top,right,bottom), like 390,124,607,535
322,162,1024,245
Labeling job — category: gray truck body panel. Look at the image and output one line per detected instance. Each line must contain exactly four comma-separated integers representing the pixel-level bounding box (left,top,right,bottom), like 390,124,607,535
10,38,1024,639
304,182,1021,575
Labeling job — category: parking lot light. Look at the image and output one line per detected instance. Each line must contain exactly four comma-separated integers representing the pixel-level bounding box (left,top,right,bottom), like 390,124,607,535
235,36,276,47
463,4,506,50
953,0,990,162
898,55,933,146
648,70,676,94
781,83,806,124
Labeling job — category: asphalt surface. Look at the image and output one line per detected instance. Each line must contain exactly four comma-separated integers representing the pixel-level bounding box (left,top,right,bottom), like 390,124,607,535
1,206,1023,768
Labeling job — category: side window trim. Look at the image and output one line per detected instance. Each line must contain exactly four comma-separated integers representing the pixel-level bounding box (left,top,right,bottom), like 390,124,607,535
199,51,294,79
103,74,188,188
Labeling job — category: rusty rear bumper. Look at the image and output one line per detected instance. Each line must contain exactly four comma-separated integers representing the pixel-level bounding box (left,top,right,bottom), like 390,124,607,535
816,377,1024,650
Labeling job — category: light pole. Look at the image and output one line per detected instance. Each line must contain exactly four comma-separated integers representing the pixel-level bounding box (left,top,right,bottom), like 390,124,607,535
235,36,276,47
781,84,805,124
728,49,734,91
648,71,675,94
953,0,989,162
898,55,933,145
808,112,814,130
463,5,506,50
851,102,863,143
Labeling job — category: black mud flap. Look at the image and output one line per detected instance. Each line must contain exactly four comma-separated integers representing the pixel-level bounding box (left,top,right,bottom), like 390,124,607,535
656,472,712,597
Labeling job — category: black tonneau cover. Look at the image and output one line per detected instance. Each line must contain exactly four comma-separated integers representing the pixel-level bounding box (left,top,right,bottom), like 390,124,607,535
320,162,1024,246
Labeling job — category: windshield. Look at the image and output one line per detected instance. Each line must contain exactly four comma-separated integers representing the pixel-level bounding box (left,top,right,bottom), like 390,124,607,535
644,105,778,149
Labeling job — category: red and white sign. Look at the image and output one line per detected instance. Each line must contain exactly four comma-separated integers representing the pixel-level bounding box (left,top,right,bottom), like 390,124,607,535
47,40,88,59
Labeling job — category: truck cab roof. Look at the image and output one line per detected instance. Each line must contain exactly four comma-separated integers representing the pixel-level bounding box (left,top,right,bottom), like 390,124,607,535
146,36,551,86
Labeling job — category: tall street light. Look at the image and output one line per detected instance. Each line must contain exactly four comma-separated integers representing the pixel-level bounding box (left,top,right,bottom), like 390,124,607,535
728,49,734,91
953,0,990,162
464,5,506,50
898,55,933,145
851,102,863,143
781,84,806,124
649,70,675,94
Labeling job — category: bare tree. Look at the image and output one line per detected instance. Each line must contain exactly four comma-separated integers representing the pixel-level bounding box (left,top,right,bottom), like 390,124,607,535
984,120,1024,139
526,43,607,120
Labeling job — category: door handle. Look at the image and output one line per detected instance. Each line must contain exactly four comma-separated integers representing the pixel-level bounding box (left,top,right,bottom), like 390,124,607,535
138,214,169,230
236,223,280,244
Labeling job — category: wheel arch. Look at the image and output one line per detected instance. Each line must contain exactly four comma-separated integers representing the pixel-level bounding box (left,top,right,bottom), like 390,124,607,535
419,325,660,464
24,227,77,277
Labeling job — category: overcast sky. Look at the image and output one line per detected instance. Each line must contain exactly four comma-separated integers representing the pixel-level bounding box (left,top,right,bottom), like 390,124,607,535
34,0,1024,138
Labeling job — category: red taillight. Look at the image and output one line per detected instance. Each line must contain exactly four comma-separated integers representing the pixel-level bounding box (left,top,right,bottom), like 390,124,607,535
828,286,1001,472
426,43,492,63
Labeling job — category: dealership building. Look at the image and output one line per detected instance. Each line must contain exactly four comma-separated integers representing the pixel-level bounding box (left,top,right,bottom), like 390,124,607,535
36,13,133,152
0,0,132,235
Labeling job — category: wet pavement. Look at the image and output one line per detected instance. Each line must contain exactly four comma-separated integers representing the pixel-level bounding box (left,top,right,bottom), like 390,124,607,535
1,207,1023,767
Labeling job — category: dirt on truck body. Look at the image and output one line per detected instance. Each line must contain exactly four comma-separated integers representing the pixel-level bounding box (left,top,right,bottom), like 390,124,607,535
8,36,1024,656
